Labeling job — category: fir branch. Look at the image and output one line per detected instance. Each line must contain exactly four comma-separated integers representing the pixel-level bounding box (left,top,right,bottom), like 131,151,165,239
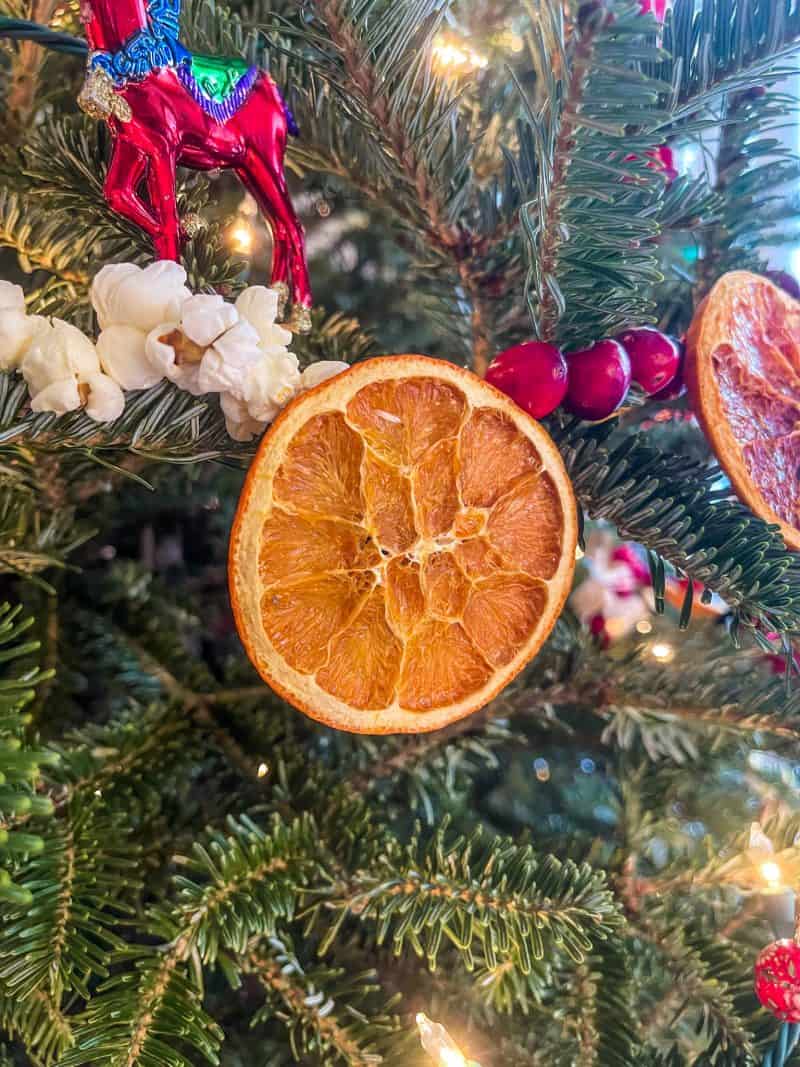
658,0,800,127
319,825,622,972
0,985,74,1065
0,801,141,1003
0,602,56,904
61,815,318,1067
520,1,667,347
300,0,500,368
246,935,407,1065
552,416,800,636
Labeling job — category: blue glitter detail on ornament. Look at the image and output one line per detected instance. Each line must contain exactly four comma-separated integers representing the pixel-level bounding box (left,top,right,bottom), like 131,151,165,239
87,0,298,133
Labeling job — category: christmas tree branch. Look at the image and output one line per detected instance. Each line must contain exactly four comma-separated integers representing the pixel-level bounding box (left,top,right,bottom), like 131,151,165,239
303,0,498,368
318,825,622,970
245,936,405,1065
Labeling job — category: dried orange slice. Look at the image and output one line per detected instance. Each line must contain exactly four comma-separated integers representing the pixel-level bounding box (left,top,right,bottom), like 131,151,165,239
686,271,800,551
229,355,577,733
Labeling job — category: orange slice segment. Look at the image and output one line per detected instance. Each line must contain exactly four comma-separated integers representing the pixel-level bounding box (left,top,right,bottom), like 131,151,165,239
362,452,417,554
686,271,800,550
230,355,577,733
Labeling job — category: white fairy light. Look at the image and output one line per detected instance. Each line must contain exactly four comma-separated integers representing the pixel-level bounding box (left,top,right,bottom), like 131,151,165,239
650,641,675,662
431,36,488,74
761,861,783,889
416,1014,481,1067
229,219,254,255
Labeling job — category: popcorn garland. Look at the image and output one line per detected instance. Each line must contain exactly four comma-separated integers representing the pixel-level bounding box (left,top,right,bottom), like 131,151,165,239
0,263,348,442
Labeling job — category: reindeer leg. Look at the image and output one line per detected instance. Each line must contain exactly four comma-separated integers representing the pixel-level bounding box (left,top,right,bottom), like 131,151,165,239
237,148,312,332
235,166,290,319
145,139,180,262
105,136,161,237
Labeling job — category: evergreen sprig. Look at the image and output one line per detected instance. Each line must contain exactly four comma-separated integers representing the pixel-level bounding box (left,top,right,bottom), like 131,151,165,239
246,935,408,1065
0,602,56,907
318,825,622,972
551,416,800,635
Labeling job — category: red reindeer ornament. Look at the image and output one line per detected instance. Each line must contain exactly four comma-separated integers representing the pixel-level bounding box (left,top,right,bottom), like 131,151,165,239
78,0,312,332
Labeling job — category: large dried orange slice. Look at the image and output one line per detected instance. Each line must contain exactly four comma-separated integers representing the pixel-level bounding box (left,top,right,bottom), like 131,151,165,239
686,272,800,551
229,356,577,733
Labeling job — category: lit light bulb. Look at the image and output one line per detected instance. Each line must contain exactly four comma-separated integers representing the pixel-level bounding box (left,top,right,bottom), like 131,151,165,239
761,861,783,889
636,619,653,635
650,641,674,662
257,762,269,779
416,1013,469,1067
431,36,488,74
229,220,254,255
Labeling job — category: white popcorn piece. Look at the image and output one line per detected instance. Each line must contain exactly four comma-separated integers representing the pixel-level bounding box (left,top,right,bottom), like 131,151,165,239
0,281,25,313
0,281,50,371
91,261,191,331
242,350,301,423
83,373,125,422
145,322,206,396
220,391,268,443
180,294,239,348
197,319,263,397
300,360,350,391
97,324,164,390
22,319,123,422
236,286,292,348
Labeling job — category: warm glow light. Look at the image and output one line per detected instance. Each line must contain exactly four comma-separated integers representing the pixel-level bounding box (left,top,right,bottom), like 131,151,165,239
432,36,488,74
761,861,783,889
636,619,653,634
416,1013,469,1067
229,220,254,255
650,641,674,662
257,762,269,778
575,544,585,560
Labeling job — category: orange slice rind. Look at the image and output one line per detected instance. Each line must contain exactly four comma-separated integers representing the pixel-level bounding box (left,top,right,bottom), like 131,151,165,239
229,355,578,733
686,271,800,552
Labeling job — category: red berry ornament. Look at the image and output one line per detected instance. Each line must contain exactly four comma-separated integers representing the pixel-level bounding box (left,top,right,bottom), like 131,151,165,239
485,342,569,419
616,327,682,395
564,340,631,421
755,939,800,1022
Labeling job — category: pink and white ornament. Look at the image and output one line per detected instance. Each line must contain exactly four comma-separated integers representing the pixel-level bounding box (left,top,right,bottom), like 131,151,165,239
570,531,653,643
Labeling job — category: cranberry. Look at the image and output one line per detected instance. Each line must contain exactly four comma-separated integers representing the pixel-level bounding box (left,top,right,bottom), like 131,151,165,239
616,327,682,395
485,341,569,419
564,340,631,420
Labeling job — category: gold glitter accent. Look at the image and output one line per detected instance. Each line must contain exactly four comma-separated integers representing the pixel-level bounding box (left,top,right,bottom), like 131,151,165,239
181,213,207,239
78,68,132,124
270,282,290,320
288,304,312,335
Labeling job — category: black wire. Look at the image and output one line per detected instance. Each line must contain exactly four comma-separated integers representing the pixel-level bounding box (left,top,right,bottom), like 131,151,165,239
0,17,88,57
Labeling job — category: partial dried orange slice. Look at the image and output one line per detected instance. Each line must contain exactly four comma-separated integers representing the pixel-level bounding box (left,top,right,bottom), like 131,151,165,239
686,272,800,550
229,355,577,733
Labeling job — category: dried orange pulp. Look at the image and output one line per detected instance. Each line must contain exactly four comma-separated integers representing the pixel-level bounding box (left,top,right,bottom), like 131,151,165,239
229,356,577,733
686,272,800,551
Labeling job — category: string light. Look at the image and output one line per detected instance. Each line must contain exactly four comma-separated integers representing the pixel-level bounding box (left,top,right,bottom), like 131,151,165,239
636,619,653,635
761,861,783,889
229,219,254,255
650,641,675,662
416,1014,481,1067
257,762,269,779
431,36,488,75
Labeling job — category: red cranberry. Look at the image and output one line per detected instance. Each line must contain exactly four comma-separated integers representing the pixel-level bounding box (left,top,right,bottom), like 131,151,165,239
616,327,682,395
485,341,569,419
564,340,631,420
